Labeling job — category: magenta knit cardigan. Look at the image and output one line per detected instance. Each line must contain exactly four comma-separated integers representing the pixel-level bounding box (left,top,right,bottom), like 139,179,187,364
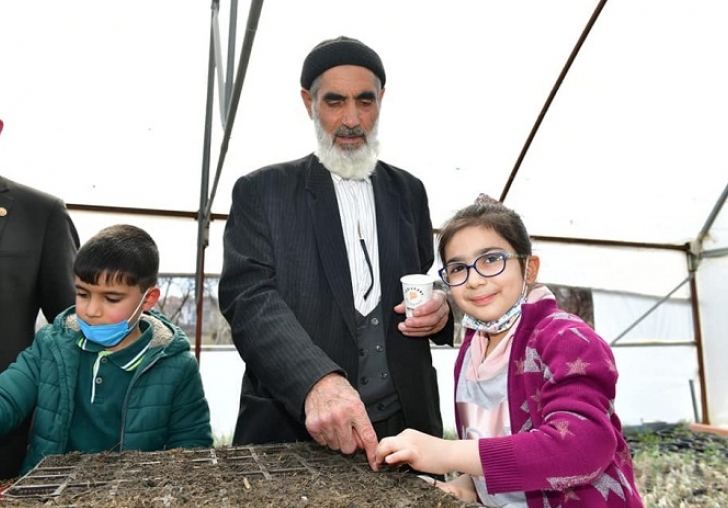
454,298,644,508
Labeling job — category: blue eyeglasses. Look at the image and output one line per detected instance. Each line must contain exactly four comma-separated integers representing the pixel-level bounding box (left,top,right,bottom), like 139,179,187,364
438,252,525,287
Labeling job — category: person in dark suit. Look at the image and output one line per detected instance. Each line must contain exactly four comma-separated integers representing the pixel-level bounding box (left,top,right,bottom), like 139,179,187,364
0,118,80,480
219,36,454,469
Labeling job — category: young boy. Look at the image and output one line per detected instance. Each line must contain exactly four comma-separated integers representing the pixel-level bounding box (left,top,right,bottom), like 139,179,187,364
0,224,213,477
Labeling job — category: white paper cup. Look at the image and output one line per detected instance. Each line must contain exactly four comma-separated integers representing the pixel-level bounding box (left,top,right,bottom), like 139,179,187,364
400,274,434,317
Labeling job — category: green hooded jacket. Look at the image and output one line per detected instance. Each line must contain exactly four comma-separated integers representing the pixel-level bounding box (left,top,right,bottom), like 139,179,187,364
0,307,213,475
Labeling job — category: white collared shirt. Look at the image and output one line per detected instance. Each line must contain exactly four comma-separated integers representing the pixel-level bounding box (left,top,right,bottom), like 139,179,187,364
331,173,380,316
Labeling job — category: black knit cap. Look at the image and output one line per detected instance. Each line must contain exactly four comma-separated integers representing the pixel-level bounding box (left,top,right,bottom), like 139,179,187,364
300,36,386,90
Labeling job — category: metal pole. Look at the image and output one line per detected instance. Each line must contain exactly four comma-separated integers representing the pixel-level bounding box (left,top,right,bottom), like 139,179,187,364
609,274,692,346
195,0,263,358
225,0,239,113
689,379,700,423
689,265,710,424
194,1,219,361
204,0,264,221
500,0,609,203
696,180,728,245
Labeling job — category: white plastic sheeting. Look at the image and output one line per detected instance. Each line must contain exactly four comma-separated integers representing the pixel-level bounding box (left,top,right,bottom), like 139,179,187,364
1,0,726,425
697,255,728,425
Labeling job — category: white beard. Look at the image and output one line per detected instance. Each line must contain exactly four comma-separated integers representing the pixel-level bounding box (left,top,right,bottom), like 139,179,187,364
313,113,379,180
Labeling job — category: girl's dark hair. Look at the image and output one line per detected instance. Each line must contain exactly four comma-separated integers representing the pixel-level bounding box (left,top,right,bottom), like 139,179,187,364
438,202,532,271
74,224,159,291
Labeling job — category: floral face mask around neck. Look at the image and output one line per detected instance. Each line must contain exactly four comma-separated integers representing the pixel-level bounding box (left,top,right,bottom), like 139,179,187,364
461,257,529,334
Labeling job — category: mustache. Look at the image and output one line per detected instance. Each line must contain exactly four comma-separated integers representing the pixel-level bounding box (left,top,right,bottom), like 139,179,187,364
333,126,367,138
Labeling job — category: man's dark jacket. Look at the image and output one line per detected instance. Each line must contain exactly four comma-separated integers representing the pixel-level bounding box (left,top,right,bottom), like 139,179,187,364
0,176,79,479
219,155,453,444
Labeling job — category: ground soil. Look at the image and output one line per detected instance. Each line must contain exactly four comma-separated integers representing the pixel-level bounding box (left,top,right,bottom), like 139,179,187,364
0,442,477,507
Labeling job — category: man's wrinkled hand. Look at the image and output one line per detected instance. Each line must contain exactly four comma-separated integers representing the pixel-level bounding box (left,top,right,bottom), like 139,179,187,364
304,373,379,469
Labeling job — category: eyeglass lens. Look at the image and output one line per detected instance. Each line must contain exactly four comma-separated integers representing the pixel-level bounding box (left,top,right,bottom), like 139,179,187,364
443,253,507,285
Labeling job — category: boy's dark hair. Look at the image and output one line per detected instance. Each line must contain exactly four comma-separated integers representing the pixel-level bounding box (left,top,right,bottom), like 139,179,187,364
438,201,532,272
74,224,159,290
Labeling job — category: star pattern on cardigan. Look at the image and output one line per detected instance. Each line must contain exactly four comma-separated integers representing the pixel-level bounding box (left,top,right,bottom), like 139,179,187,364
593,471,627,501
547,467,601,489
608,399,616,417
566,357,590,375
515,358,526,374
605,357,617,373
521,346,556,383
517,401,534,431
563,487,581,501
550,311,578,321
553,420,573,438
538,492,553,508
615,466,636,496
531,388,543,412
546,410,587,423
519,417,534,433
567,326,590,342
617,445,633,466
523,347,542,373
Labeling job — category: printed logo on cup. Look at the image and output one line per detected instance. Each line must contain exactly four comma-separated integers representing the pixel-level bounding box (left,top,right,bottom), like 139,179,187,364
400,274,434,318
405,287,427,307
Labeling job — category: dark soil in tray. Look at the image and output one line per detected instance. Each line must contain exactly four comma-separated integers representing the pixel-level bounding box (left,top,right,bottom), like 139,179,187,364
0,442,477,507
3,423,726,507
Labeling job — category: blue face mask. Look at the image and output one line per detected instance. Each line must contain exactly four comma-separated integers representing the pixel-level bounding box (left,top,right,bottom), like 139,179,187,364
78,290,149,348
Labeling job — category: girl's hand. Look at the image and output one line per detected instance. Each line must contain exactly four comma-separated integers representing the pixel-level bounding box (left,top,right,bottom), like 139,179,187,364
438,474,479,503
376,429,484,477
418,474,479,503
375,429,451,474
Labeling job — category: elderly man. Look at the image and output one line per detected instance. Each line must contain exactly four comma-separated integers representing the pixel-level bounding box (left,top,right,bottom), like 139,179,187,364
219,36,453,469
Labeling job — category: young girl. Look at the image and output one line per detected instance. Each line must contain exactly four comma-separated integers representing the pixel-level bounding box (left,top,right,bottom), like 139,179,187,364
375,199,643,507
